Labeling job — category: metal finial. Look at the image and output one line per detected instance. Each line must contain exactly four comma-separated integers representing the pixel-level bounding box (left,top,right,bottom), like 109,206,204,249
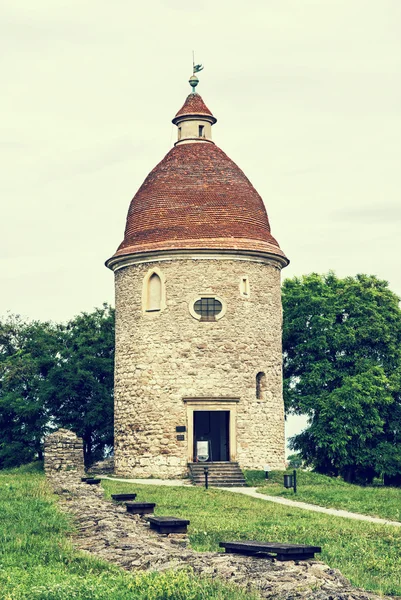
189,75,199,93
189,51,203,93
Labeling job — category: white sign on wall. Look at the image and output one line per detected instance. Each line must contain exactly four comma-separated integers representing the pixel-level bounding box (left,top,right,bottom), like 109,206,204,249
197,441,209,462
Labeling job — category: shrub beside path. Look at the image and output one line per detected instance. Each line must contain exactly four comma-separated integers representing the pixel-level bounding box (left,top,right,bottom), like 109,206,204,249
101,477,401,527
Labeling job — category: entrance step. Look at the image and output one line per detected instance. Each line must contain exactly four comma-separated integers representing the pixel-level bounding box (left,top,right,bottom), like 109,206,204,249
188,462,247,487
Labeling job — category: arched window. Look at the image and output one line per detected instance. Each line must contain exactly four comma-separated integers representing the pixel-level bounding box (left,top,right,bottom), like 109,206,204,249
147,273,161,311
143,268,165,313
256,372,266,400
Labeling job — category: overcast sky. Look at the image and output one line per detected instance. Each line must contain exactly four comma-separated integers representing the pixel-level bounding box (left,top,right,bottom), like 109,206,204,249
2,1,400,446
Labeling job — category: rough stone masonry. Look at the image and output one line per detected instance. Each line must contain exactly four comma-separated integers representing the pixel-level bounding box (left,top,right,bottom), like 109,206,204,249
107,84,290,481
114,259,286,478
44,429,84,479
49,473,388,600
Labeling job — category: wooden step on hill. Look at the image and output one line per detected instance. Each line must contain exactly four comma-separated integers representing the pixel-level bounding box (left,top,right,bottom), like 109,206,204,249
188,462,247,487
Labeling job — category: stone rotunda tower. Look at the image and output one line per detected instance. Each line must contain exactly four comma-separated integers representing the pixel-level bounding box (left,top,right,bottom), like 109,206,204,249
106,74,289,478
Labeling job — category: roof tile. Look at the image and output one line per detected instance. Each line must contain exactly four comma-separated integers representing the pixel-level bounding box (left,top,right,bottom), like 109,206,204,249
109,142,288,263
174,93,215,120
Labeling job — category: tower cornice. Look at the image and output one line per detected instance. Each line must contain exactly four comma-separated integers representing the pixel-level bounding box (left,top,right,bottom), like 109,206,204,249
106,248,289,272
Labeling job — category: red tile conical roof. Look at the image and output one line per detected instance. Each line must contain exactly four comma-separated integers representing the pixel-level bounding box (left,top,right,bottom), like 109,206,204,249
173,93,216,123
107,142,288,266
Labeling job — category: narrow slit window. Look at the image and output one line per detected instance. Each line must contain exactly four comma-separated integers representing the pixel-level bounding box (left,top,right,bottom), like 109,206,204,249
198,125,204,137
178,126,182,140
240,276,250,297
256,372,266,400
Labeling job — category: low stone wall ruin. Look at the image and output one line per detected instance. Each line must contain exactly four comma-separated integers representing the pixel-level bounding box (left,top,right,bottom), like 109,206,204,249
87,456,114,475
44,428,84,479
43,429,388,599
48,477,387,600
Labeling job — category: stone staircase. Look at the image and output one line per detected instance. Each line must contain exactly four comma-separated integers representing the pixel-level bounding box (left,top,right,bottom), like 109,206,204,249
188,462,247,487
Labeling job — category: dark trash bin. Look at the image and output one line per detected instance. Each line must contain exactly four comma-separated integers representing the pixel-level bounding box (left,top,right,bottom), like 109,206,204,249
284,475,293,489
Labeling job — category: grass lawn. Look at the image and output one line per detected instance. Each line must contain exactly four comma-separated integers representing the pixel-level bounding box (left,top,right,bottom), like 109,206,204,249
102,479,401,597
244,470,401,523
0,465,258,600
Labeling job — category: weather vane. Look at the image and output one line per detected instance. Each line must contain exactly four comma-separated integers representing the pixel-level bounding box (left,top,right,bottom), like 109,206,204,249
189,51,204,93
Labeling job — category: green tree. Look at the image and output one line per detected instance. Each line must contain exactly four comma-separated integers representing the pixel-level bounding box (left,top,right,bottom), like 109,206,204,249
0,305,115,469
0,316,59,468
283,273,401,483
287,453,303,469
43,304,115,466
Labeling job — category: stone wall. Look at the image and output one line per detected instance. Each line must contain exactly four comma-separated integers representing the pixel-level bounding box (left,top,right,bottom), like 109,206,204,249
114,257,286,478
52,476,386,600
44,429,84,479
87,457,114,475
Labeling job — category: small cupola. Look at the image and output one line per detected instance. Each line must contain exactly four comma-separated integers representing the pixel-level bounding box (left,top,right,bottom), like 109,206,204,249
172,73,217,145
106,65,289,271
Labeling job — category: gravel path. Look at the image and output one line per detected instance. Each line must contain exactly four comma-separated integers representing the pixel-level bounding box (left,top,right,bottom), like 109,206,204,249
100,476,401,527
220,487,401,527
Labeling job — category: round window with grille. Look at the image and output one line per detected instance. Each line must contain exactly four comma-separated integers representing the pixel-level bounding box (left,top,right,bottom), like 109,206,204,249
191,297,224,321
